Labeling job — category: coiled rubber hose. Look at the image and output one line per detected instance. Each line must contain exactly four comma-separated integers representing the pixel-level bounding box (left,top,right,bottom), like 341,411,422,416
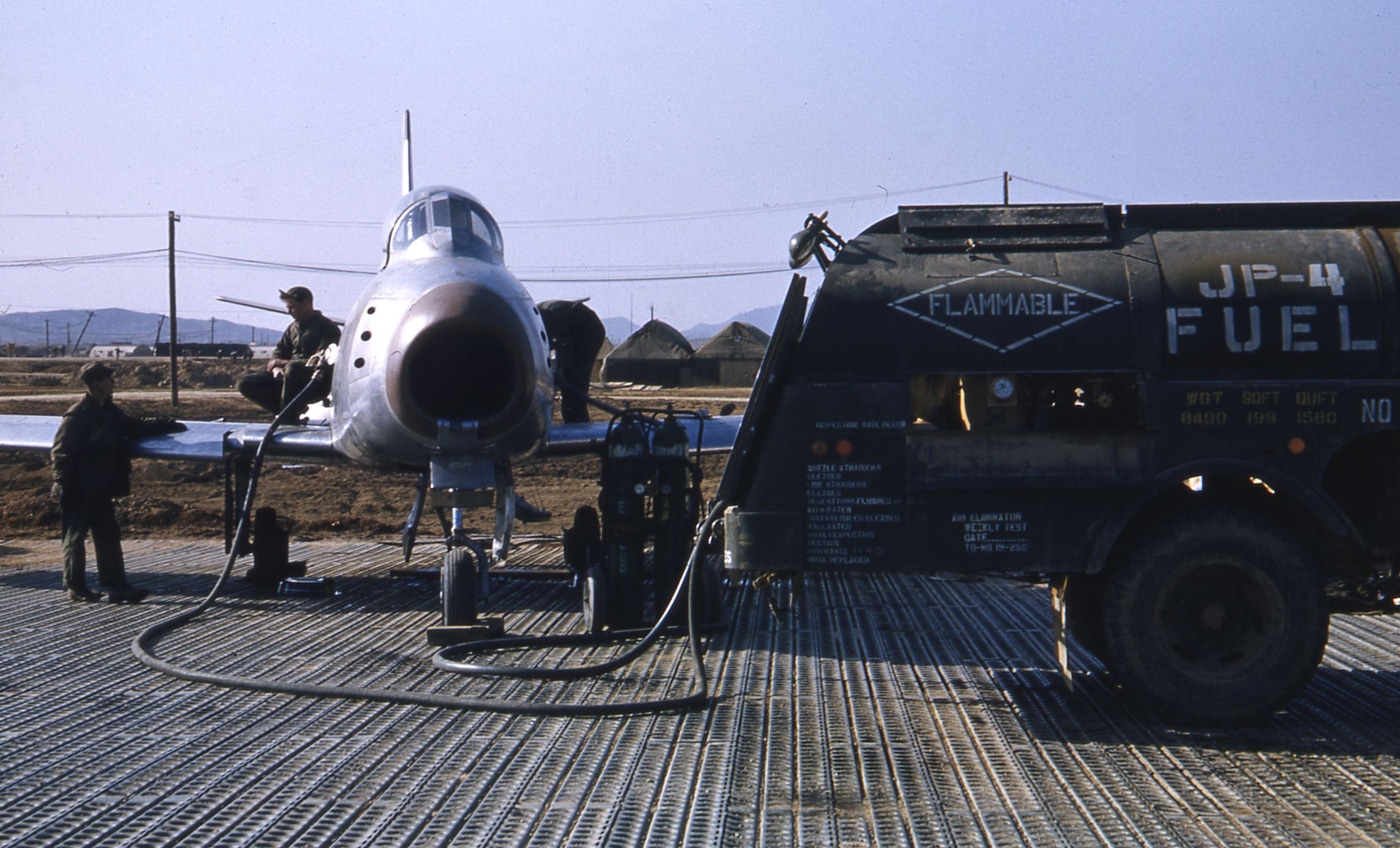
132,377,718,715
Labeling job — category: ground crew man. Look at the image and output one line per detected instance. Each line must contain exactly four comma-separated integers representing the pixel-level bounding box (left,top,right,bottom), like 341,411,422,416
52,361,186,603
238,286,341,416
538,299,607,423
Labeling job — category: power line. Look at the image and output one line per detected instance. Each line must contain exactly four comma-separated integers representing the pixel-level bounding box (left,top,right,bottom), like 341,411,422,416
1006,174,1125,204
0,174,1012,230
0,213,166,220
0,249,372,275
0,173,1123,285
519,267,789,283
180,214,378,228
176,250,376,275
0,247,790,283
503,176,1006,228
0,317,42,332
0,249,167,269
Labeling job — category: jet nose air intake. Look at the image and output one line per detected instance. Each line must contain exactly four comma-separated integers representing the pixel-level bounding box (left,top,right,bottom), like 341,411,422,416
386,282,535,441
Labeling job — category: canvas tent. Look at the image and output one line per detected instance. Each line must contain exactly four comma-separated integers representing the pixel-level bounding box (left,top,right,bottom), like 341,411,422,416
690,321,770,387
591,337,614,383
601,320,694,386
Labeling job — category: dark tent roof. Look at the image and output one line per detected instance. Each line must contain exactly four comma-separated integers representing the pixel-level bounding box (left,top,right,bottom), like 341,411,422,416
601,320,694,386
606,319,694,361
693,321,770,360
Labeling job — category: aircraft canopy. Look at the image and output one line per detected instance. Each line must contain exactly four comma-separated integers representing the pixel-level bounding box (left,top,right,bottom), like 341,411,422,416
386,188,503,266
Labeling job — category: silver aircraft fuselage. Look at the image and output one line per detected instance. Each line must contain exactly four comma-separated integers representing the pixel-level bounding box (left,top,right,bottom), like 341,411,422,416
330,184,553,470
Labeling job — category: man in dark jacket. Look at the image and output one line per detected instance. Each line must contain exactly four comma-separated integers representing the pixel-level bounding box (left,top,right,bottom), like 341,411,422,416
52,362,186,603
238,286,342,416
538,299,606,423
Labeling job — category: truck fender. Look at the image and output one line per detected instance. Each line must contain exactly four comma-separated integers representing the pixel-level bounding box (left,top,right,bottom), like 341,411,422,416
1085,458,1359,574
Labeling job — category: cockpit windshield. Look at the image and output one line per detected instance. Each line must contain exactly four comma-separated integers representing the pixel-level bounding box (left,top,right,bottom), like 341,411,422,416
388,190,504,265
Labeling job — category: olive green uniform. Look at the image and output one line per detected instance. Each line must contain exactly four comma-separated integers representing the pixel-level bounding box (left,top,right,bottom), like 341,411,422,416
238,311,342,414
51,395,181,593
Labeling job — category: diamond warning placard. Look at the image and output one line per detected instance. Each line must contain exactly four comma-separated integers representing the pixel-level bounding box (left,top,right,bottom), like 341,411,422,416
889,268,1123,353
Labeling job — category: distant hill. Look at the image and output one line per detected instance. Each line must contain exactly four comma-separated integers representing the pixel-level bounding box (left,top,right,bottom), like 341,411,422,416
597,304,783,345
0,308,277,351
679,304,782,343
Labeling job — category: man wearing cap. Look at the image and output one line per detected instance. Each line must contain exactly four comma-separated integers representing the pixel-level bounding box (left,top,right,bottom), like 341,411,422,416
51,362,187,603
237,286,342,416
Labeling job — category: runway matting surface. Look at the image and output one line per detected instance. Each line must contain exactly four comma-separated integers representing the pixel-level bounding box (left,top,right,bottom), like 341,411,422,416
3,536,1400,846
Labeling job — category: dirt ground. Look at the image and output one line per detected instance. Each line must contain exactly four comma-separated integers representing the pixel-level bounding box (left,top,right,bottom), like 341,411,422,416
0,358,744,543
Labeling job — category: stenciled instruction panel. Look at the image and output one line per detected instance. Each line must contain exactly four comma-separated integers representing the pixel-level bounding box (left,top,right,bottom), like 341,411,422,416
804,417,905,567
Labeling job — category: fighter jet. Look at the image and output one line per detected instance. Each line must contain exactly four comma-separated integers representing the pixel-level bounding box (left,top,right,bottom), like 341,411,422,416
0,112,742,623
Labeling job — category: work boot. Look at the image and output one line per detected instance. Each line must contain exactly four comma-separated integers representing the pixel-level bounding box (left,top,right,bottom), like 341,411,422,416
108,586,149,604
514,495,551,524
67,587,102,603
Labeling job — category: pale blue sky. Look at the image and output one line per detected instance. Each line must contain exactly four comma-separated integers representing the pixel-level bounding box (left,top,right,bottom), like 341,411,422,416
3,1,1399,334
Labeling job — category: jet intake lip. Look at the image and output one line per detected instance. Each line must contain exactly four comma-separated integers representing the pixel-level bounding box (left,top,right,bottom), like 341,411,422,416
386,282,536,441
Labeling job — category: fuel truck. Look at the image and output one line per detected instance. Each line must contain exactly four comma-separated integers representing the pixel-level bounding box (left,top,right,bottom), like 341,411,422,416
720,201,1400,725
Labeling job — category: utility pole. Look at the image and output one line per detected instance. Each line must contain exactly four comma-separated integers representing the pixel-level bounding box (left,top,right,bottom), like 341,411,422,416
168,210,180,406
210,316,215,344
44,320,50,357
72,311,95,355
1003,171,1011,205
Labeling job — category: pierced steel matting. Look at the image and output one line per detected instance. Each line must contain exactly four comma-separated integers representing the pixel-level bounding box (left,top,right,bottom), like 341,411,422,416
3,539,1400,846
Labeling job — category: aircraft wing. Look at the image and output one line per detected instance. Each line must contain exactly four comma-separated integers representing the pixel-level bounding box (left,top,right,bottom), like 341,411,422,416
543,414,744,456
215,295,347,327
0,415,340,463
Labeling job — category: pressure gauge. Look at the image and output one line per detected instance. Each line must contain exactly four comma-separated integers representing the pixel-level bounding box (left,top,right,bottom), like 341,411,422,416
990,376,1016,402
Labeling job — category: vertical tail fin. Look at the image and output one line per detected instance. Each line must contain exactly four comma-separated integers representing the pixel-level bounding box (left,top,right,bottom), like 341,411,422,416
401,110,414,195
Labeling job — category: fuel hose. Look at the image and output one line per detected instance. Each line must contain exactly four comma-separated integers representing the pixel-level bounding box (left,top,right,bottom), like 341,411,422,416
131,374,719,716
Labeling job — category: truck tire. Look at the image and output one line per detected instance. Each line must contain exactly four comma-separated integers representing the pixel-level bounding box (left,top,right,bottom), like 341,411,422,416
442,547,478,626
1062,573,1108,663
1101,508,1328,725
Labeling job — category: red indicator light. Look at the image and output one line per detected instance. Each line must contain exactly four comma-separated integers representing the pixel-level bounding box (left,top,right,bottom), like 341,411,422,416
835,439,853,457
1287,437,1306,455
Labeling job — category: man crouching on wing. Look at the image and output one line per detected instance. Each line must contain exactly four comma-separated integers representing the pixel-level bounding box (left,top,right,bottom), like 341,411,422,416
237,285,341,418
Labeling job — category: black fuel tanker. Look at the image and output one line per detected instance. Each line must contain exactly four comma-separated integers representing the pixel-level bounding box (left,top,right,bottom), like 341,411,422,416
721,201,1400,725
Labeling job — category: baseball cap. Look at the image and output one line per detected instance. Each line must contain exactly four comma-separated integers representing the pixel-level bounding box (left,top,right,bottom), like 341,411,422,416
79,361,115,385
279,286,313,303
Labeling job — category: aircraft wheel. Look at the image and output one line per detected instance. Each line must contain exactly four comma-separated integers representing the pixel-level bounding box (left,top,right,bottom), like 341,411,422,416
442,546,478,626
459,537,489,605
582,566,607,634
1102,508,1328,725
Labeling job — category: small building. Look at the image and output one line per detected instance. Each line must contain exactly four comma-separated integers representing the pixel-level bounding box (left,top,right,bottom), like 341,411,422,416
690,321,770,387
89,344,147,359
601,320,694,387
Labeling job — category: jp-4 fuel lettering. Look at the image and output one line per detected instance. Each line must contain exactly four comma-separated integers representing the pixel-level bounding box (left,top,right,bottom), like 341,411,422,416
1166,304,1376,354
1198,263,1346,298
